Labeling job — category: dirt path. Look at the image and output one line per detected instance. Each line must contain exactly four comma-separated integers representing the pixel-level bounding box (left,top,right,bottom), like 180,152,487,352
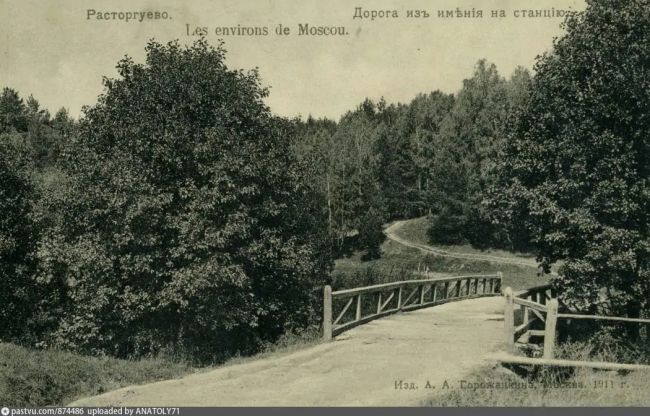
385,220,539,268
70,297,505,406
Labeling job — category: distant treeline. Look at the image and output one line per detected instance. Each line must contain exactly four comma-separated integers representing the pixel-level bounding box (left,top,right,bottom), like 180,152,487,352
293,60,534,258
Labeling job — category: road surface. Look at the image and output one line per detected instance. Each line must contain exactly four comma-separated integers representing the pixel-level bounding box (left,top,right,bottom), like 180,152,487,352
70,296,505,406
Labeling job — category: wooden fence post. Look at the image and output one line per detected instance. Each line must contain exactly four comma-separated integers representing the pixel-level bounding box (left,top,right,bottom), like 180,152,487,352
377,292,382,314
355,294,362,321
323,285,332,341
504,286,515,354
544,299,559,359
523,297,530,323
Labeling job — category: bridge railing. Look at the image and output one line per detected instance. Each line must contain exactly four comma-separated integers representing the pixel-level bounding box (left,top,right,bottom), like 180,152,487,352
322,272,502,340
502,285,650,370
503,285,555,356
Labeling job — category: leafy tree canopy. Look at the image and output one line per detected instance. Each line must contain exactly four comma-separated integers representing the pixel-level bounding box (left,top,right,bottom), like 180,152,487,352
495,0,650,319
40,39,331,361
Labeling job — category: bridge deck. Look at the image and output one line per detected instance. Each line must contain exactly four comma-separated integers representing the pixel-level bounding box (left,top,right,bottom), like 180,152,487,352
70,296,505,406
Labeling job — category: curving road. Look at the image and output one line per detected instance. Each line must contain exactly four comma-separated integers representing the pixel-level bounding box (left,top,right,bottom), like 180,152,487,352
385,220,539,268
69,297,505,406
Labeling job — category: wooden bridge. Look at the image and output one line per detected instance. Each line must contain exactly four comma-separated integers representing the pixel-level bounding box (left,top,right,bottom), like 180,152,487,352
321,273,650,372
322,273,502,340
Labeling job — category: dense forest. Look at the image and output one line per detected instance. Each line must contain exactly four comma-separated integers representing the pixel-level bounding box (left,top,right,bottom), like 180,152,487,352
1,0,648,363
293,60,533,258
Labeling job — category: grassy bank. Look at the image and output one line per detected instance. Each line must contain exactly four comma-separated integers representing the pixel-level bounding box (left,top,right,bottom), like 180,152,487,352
334,239,546,291
0,343,195,406
392,216,536,261
0,329,323,407
425,365,650,406
426,339,650,406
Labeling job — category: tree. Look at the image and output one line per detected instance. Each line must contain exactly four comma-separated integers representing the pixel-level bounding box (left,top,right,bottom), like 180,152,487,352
427,60,510,247
0,88,27,133
376,92,454,220
495,0,650,325
292,116,338,245
422,61,532,250
0,147,38,342
23,95,64,169
358,205,385,260
39,39,331,361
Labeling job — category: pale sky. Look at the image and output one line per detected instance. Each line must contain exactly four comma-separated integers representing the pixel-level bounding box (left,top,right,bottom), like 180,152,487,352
0,0,585,121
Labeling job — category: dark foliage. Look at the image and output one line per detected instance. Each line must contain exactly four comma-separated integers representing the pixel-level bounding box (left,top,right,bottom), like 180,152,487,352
494,0,650,322
32,39,331,362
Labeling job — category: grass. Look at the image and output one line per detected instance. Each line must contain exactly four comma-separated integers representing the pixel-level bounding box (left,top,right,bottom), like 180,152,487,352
334,238,547,291
0,328,323,407
207,327,323,369
0,343,196,406
390,216,536,261
425,364,650,406
426,336,650,406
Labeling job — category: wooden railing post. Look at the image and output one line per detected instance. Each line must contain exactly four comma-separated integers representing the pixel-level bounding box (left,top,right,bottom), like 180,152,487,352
544,299,559,359
355,294,362,321
523,296,530,323
377,292,382,314
323,285,332,341
419,284,425,305
504,287,515,353
497,272,503,294
397,285,403,310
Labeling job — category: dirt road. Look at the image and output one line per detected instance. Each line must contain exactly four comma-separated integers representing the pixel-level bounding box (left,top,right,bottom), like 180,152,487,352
385,220,539,268
70,296,505,406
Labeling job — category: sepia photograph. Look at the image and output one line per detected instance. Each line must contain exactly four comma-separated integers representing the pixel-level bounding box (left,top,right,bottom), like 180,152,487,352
0,0,649,411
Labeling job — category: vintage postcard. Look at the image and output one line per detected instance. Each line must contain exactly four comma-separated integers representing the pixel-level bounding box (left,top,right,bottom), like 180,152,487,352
1,0,649,411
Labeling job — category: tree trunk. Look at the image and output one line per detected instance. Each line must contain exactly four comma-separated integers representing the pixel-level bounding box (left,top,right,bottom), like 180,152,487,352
326,172,332,234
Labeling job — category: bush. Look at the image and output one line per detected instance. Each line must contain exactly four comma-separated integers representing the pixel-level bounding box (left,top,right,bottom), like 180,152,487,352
358,208,385,260
428,212,467,245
